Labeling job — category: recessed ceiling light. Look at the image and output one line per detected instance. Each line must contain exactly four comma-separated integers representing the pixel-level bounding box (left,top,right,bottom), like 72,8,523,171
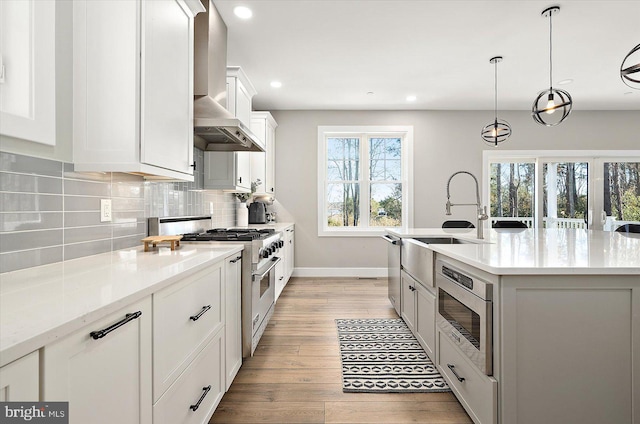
366,91,375,96
406,95,417,101
234,6,252,19
557,78,574,85
624,91,633,95
270,81,282,88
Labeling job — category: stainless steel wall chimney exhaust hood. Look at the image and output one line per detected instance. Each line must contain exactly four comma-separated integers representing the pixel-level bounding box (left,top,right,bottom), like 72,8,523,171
193,0,264,152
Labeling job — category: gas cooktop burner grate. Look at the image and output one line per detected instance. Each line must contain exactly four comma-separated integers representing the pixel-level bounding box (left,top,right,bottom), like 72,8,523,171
181,228,276,242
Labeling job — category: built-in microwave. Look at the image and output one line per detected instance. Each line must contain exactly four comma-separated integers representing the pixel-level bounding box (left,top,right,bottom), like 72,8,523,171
436,259,493,375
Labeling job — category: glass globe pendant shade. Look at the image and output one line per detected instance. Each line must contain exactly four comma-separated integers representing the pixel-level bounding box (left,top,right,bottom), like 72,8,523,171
532,88,572,126
620,44,640,89
481,119,512,146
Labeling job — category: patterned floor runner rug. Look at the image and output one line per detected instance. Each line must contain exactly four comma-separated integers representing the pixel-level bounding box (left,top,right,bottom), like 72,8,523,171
336,318,451,393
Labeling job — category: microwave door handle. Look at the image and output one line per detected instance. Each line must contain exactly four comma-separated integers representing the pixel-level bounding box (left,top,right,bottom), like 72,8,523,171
252,256,281,281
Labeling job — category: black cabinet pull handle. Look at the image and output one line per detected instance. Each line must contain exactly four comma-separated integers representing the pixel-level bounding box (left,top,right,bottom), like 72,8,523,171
90,311,142,340
238,177,242,183
447,364,465,382
189,385,211,411
230,255,242,263
190,305,211,321
190,161,196,170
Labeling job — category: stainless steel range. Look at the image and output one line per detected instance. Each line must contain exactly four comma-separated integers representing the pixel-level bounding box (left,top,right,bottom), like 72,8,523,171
148,216,282,357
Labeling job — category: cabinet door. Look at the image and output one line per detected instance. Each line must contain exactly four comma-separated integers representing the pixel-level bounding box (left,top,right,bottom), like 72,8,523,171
250,112,278,197
43,297,152,424
400,271,416,332
0,0,56,145
415,282,436,361
204,152,251,191
73,0,138,165
225,254,242,391
140,0,193,175
0,351,39,401
274,258,286,301
284,227,294,281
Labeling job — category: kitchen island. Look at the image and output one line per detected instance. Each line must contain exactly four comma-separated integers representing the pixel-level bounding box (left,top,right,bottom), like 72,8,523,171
386,227,640,424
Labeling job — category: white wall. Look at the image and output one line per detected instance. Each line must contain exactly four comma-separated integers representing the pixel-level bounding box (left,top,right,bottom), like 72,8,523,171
271,110,640,274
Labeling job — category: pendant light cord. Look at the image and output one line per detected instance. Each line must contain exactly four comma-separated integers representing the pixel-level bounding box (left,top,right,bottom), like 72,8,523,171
494,60,498,123
549,9,553,90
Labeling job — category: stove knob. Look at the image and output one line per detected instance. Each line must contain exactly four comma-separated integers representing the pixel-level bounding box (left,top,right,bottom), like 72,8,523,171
279,240,284,248
262,249,270,259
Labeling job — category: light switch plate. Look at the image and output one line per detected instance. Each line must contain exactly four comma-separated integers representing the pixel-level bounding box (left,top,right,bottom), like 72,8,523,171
100,199,112,222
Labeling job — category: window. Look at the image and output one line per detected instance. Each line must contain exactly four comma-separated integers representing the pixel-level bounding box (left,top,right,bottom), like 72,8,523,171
318,126,413,236
483,150,640,231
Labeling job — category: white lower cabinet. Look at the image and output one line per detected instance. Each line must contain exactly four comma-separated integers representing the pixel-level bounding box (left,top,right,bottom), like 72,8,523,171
43,297,152,424
225,254,242,391
0,350,39,401
437,330,497,424
401,270,436,360
153,262,224,401
414,281,436,360
284,225,294,281
400,270,417,331
274,258,286,301
153,331,225,424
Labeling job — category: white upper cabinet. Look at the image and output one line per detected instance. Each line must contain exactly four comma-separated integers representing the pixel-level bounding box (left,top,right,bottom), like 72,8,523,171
251,112,278,198
0,0,56,145
72,0,204,180
204,151,251,192
226,67,256,128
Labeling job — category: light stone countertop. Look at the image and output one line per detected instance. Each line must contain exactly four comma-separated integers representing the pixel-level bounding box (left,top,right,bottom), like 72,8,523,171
0,244,243,367
241,222,294,232
386,227,640,275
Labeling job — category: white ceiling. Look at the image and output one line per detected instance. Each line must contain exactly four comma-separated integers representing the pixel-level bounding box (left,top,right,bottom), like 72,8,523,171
213,0,640,111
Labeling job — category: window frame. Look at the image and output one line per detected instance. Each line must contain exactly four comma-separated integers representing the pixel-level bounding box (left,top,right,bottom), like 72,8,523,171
317,125,413,237
483,150,640,230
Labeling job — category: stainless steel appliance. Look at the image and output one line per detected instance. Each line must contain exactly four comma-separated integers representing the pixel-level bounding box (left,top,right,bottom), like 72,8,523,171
248,202,267,224
382,234,401,315
148,216,283,357
192,1,264,152
436,259,493,375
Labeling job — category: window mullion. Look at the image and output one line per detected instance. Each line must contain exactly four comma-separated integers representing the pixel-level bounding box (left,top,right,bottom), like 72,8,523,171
360,134,369,228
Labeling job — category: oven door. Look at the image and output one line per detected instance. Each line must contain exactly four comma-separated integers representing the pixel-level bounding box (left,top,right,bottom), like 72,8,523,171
251,256,280,334
436,276,492,375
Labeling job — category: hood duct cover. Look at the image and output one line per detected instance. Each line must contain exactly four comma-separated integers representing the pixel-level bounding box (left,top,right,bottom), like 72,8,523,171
193,1,264,152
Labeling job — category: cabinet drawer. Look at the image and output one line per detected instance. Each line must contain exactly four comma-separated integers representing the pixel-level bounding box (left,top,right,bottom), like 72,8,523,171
153,264,224,401
153,331,225,424
437,330,497,424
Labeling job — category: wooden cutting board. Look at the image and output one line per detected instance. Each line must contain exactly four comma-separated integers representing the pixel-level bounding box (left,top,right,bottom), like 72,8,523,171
141,235,182,252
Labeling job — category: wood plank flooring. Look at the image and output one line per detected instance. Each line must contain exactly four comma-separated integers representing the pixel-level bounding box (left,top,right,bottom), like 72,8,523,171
210,277,472,424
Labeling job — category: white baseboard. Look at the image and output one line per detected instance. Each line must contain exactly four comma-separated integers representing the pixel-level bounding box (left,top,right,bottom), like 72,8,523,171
292,267,387,278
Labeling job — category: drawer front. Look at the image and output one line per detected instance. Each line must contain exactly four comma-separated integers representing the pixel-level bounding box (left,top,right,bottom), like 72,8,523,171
437,330,497,424
0,351,39,401
153,331,225,424
153,263,224,400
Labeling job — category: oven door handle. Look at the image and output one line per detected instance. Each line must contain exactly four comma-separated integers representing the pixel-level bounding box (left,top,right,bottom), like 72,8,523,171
252,256,281,281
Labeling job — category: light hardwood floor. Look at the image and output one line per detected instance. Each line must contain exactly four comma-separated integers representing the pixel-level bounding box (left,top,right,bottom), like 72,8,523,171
210,277,473,424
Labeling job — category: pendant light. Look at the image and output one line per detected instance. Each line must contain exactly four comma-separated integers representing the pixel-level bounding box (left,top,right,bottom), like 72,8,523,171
532,6,572,126
481,56,511,146
620,44,640,89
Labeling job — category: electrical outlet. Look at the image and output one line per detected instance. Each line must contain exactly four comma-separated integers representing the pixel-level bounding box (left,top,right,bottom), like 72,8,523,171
100,199,112,222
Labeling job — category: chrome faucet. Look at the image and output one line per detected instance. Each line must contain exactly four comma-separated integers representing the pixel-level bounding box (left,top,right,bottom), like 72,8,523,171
446,171,489,239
